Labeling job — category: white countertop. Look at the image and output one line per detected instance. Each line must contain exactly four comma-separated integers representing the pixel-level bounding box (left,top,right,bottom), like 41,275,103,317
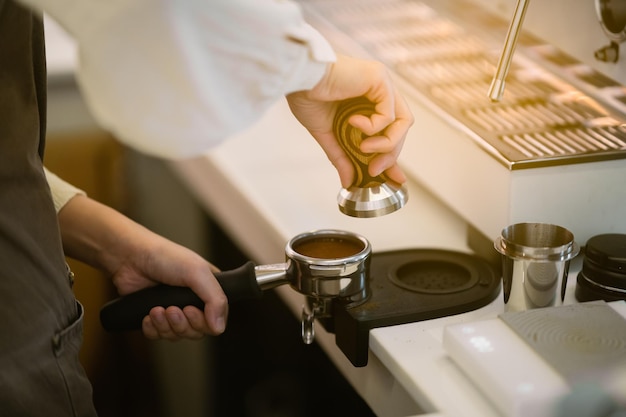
170,97,509,417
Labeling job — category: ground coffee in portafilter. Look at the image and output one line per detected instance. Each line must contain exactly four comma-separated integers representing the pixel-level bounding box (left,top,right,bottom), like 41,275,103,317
293,236,365,259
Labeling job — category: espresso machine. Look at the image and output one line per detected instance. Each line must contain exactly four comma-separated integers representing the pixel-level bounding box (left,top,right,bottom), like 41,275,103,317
298,0,626,255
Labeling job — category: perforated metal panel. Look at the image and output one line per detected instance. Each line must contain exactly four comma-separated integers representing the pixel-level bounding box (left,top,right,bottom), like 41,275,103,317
301,0,626,169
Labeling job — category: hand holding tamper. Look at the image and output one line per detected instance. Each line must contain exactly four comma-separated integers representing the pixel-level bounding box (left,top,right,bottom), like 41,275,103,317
334,97,408,218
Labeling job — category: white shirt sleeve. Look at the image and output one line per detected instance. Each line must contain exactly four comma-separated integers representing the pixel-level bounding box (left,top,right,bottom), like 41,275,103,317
43,168,86,213
24,0,336,159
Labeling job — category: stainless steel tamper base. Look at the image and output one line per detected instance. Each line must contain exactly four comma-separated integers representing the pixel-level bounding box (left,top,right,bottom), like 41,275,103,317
337,182,408,218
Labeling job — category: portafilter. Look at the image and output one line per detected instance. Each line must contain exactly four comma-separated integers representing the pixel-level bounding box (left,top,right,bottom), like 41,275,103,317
100,229,371,344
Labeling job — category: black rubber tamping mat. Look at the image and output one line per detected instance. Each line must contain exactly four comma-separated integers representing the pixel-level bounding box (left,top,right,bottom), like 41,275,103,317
331,249,501,367
500,301,626,383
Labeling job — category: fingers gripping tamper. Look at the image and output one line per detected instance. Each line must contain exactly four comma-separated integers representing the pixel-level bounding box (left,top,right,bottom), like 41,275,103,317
334,97,408,218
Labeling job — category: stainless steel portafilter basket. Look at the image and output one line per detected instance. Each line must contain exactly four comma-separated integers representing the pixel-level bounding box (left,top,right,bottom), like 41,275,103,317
334,97,408,218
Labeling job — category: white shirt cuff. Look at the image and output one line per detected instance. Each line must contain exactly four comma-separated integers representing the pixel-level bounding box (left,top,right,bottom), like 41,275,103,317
44,167,86,213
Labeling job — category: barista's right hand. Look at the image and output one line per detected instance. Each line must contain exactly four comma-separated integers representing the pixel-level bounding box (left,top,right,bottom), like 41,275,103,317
58,194,228,340
286,55,413,188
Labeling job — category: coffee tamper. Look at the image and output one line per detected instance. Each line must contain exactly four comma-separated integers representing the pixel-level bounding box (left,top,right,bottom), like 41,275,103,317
334,97,408,218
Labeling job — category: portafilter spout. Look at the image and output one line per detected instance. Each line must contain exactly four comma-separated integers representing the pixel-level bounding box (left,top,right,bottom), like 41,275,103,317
488,0,530,102
99,230,371,345
334,97,408,218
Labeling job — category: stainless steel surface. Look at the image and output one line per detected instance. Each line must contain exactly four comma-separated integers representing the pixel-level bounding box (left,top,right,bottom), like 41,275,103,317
594,0,626,63
596,0,626,42
488,0,530,102
337,182,408,218
286,229,370,299
494,222,580,262
249,229,371,300
254,263,289,290
301,0,626,169
285,229,372,343
301,304,316,344
300,300,331,344
494,223,580,311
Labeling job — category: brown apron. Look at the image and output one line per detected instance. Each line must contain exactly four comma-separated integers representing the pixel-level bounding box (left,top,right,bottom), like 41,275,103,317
0,1,97,415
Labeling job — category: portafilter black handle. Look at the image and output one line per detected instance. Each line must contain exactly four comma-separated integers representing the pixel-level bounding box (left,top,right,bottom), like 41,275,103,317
100,261,260,332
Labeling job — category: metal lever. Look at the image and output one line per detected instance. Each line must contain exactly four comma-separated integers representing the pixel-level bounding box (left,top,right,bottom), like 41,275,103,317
488,0,530,102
